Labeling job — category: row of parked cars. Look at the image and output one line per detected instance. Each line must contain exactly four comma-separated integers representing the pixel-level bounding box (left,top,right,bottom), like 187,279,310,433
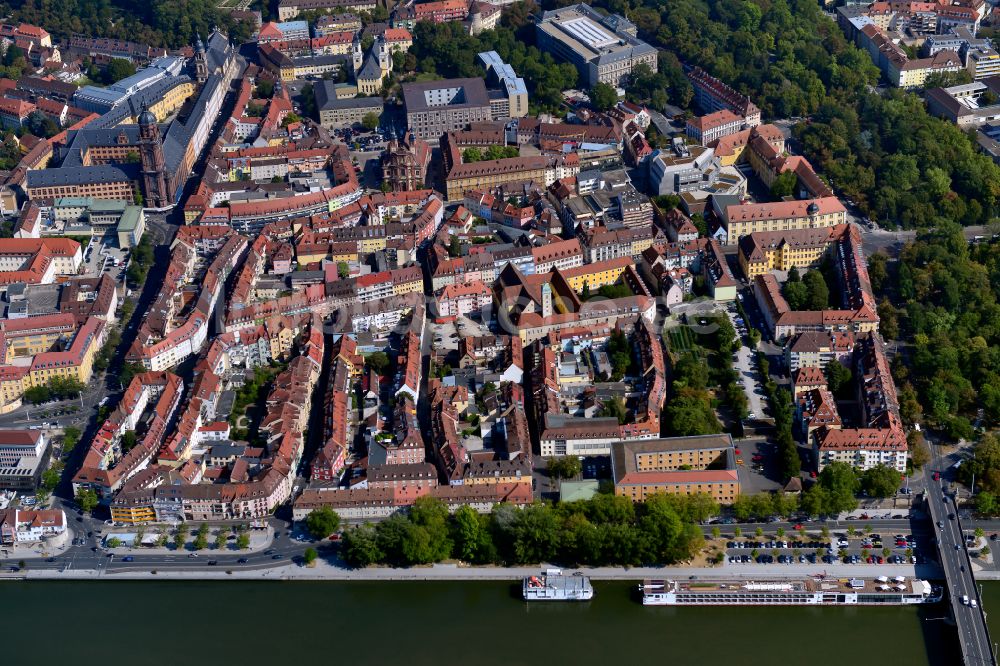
731,554,818,564
727,540,828,550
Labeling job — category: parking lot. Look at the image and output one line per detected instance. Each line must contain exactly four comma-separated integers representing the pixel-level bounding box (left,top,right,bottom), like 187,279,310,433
430,316,492,353
722,528,930,567
734,438,782,494
82,240,129,280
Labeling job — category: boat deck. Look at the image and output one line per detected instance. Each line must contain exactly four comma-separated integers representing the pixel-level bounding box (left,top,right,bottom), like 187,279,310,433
643,577,930,596
524,574,594,600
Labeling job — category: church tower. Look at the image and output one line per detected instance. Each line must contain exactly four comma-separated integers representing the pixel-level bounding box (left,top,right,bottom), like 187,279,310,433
352,36,364,75
377,36,392,76
138,106,169,208
195,35,208,84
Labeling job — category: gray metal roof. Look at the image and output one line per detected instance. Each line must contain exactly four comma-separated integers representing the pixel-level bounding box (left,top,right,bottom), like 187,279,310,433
26,164,138,187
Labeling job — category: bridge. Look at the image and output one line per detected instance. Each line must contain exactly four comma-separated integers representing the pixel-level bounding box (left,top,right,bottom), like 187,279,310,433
927,473,997,666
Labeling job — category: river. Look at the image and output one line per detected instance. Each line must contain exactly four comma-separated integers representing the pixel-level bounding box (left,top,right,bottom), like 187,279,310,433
3,579,984,664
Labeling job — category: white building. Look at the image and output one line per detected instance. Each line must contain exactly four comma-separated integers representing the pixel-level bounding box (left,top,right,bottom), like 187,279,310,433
0,508,67,544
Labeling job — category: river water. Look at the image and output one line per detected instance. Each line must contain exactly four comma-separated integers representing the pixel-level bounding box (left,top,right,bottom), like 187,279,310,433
4,579,981,664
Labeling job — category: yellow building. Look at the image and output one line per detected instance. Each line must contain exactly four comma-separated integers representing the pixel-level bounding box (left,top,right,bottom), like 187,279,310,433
392,279,423,297
330,248,357,263
149,81,196,121
465,462,532,486
737,225,848,280
611,435,741,505
559,256,632,293
110,502,156,525
718,196,847,245
358,236,387,253
0,317,104,411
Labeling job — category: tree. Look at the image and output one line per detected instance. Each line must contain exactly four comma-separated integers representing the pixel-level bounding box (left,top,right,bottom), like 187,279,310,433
598,396,628,425
342,523,383,567
777,429,800,482
365,351,390,375
23,386,50,404
336,261,350,279
48,376,85,399
861,464,899,498
407,496,453,563
783,280,809,310
40,467,60,492
236,533,251,550
106,537,122,548
120,430,137,452
305,506,341,540
193,523,209,551
104,58,136,84
799,486,827,517
818,462,860,514
547,456,581,480
452,504,493,563
589,82,618,111
255,79,275,98
977,491,999,517
770,170,797,199
361,112,380,131
76,488,98,514
824,360,853,397
303,547,318,565
120,362,147,388
908,430,930,469
802,270,830,310
214,531,227,551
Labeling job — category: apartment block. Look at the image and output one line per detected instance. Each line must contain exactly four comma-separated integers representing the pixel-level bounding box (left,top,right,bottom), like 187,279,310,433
611,435,741,504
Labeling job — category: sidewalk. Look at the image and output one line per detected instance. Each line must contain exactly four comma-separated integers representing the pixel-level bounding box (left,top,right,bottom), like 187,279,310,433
6,559,944,582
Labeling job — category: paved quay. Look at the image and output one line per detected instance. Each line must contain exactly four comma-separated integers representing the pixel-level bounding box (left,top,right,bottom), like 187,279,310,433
2,561,939,582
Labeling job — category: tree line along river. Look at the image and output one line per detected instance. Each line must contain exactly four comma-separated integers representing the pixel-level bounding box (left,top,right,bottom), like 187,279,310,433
5,579,989,664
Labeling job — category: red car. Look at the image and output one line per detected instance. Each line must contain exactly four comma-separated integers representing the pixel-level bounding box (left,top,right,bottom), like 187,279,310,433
933,472,941,481
793,524,803,530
